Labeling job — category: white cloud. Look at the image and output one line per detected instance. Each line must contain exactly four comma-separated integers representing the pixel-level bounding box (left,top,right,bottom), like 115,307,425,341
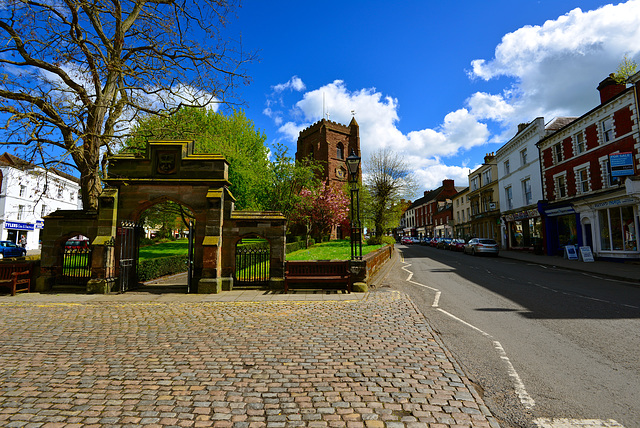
273,75,306,93
264,1,640,195
469,0,640,122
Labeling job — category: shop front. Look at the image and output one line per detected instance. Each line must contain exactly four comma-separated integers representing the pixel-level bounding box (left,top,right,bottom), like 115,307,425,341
502,208,543,251
575,196,639,261
539,203,580,256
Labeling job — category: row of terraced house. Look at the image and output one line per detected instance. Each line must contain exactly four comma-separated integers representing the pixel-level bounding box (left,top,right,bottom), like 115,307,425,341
398,72,640,261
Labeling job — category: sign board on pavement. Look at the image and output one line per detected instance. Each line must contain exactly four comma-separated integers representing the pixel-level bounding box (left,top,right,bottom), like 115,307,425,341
579,246,594,262
564,245,579,260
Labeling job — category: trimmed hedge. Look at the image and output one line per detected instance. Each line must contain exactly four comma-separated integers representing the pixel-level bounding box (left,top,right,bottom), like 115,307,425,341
138,255,188,282
366,236,396,246
285,239,316,254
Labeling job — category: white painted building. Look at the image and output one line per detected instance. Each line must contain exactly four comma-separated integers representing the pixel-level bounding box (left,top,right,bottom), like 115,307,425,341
0,153,82,250
495,118,548,250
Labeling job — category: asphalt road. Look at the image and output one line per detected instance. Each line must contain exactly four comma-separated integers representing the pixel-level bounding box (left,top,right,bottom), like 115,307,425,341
384,244,640,428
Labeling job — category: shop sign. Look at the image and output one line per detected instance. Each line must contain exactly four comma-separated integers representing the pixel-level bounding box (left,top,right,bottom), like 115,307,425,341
544,206,575,216
564,245,579,260
593,198,635,209
35,220,44,229
4,221,35,231
609,152,634,177
579,246,594,262
504,209,540,222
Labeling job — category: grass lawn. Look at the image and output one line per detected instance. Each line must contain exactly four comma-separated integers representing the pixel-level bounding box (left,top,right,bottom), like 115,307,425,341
138,239,189,261
286,239,386,261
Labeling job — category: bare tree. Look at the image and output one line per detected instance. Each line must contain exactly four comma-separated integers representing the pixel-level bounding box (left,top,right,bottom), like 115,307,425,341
364,148,417,237
0,0,255,210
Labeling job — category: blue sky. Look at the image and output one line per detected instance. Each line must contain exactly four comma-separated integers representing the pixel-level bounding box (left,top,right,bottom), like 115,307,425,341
223,0,640,197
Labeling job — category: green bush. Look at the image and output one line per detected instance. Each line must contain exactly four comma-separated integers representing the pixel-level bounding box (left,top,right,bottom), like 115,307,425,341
137,255,188,282
286,241,306,254
366,236,395,246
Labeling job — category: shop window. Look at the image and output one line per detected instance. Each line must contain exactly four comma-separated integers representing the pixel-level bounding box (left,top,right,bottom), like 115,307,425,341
599,206,638,251
576,167,589,194
553,143,564,163
574,132,585,155
601,117,614,142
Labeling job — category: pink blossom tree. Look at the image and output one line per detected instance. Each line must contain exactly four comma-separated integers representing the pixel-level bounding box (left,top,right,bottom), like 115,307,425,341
290,181,350,246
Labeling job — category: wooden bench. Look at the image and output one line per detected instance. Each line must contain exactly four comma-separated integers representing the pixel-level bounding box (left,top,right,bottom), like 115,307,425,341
284,260,351,293
0,265,31,296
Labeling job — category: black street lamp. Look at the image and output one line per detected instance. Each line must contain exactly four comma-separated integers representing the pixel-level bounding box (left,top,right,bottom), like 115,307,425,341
346,149,362,260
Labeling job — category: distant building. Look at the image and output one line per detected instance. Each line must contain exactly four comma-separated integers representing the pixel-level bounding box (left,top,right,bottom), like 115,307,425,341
399,179,463,239
468,153,501,244
0,153,82,250
537,74,640,260
495,118,548,251
452,187,470,239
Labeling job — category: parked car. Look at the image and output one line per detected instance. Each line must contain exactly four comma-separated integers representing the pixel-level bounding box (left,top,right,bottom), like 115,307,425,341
65,239,90,250
464,238,499,256
0,241,27,259
437,238,452,249
429,237,440,247
400,236,412,245
410,237,420,244
450,238,466,251
420,237,431,246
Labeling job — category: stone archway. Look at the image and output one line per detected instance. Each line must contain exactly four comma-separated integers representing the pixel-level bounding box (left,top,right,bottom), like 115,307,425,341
38,140,286,293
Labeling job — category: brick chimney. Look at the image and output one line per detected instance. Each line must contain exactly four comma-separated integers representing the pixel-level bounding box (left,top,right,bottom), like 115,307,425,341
484,152,495,165
442,179,454,190
597,74,626,104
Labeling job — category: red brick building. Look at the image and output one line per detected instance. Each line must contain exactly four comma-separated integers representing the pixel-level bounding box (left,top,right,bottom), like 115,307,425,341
537,74,640,260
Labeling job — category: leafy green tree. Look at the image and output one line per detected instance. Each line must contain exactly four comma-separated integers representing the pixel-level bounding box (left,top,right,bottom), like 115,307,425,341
127,107,271,210
613,55,638,84
363,148,417,237
140,201,193,240
0,0,254,211
262,143,322,227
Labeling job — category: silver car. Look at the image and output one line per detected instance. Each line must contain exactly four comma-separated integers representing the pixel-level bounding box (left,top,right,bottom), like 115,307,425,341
463,238,499,256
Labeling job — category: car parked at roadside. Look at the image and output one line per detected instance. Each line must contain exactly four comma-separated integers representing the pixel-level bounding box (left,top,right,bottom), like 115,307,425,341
0,241,27,259
65,239,90,250
450,238,466,252
437,238,452,249
463,238,499,256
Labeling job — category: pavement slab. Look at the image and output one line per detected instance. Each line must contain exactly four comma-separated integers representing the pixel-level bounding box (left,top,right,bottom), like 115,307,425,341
0,290,499,427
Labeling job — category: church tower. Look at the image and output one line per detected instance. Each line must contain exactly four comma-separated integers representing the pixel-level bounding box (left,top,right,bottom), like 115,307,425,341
295,117,361,186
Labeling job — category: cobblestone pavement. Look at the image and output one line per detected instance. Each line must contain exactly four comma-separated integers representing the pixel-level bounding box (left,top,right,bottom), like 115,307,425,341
0,290,498,427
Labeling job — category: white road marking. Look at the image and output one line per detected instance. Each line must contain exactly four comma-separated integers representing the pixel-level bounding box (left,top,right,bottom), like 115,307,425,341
398,255,535,409
533,418,625,427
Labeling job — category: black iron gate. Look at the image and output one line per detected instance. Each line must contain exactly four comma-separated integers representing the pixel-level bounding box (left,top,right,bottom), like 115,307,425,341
61,247,92,286
118,220,140,293
234,243,270,287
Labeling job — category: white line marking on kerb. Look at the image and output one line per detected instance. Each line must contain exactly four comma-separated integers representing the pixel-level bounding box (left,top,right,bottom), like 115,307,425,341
399,255,535,409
